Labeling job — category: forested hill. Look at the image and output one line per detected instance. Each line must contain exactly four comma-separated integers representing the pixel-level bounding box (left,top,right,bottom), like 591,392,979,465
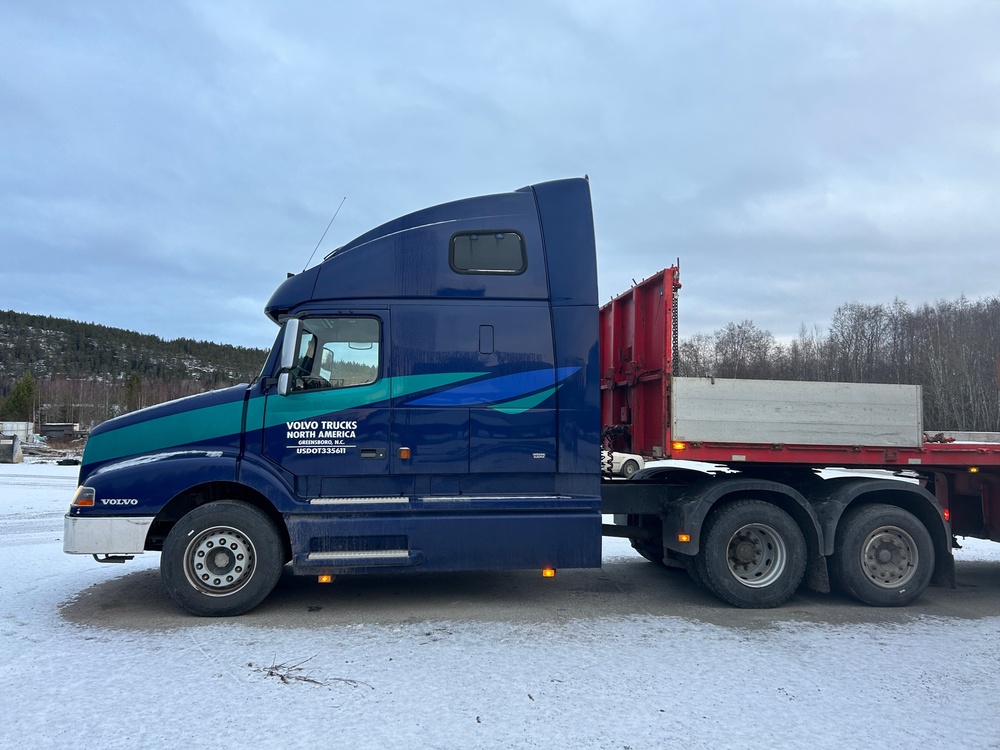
0,310,270,427
0,310,268,384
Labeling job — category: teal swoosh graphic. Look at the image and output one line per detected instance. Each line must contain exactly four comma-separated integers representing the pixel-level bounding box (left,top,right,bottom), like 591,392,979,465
263,380,392,428
406,366,578,407
262,372,484,428
390,372,484,400
487,384,563,415
84,400,246,465
85,372,487,464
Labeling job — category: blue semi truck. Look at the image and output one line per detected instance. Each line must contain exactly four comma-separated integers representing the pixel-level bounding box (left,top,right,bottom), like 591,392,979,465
65,178,605,616
64,177,1000,615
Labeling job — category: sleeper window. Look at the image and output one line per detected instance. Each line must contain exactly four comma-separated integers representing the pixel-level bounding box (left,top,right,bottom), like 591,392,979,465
450,232,526,274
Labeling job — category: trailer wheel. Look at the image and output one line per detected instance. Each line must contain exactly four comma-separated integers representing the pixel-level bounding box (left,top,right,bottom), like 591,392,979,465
161,501,284,617
695,500,806,608
621,459,640,479
832,504,934,607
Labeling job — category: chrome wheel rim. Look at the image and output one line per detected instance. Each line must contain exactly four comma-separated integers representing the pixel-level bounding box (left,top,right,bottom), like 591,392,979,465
726,523,788,588
182,525,256,597
860,524,918,589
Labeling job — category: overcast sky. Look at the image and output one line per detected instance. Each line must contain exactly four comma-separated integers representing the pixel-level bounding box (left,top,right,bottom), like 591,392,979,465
2,1,999,350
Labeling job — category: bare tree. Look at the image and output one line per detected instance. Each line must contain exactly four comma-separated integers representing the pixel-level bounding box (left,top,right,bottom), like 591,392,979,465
675,292,1000,431
713,320,776,379
675,332,716,377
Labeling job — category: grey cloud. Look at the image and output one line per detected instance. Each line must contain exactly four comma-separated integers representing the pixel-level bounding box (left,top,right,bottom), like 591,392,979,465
1,0,998,350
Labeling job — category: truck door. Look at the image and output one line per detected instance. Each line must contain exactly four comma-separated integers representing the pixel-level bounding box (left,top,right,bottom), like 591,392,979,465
389,302,558,477
261,314,393,498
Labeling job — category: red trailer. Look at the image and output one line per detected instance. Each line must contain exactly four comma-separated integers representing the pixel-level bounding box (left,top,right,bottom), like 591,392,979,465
600,265,1000,608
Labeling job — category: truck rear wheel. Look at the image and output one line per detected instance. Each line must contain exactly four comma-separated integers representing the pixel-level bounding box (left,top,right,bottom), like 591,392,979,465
627,514,665,565
831,503,934,607
161,501,284,617
694,500,806,608
678,553,709,590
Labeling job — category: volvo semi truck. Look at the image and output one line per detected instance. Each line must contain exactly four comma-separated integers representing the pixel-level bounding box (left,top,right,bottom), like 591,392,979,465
63,177,1000,615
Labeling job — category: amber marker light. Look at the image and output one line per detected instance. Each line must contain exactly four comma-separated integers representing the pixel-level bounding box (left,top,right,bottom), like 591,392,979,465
398,447,411,460
969,466,980,473
317,574,334,584
72,486,95,507
677,533,691,543
672,441,687,452
542,568,556,578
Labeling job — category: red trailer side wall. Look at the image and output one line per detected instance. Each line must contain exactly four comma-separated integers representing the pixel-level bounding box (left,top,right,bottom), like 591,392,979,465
599,267,680,456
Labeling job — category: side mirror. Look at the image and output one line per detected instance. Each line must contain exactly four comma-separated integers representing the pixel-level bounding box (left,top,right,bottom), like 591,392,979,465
276,318,302,396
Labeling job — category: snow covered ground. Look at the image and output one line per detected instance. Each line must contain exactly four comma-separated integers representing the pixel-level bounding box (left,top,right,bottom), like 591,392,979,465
2,461,1000,749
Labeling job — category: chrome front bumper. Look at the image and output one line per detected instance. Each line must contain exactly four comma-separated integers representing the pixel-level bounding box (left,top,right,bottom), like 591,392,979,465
63,514,155,556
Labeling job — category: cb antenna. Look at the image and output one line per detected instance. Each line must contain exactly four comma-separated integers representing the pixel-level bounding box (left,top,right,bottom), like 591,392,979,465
303,196,347,272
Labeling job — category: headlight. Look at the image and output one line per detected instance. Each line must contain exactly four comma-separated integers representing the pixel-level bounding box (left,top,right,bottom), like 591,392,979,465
71,486,96,507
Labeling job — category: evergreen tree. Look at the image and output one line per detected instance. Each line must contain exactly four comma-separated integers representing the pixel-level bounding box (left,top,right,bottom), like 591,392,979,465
1,372,37,421
125,373,143,412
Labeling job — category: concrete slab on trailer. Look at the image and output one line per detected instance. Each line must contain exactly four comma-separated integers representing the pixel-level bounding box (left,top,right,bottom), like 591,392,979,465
672,377,923,448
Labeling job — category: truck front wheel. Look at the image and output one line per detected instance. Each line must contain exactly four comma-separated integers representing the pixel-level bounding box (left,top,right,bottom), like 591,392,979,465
694,500,806,608
831,504,934,607
161,501,284,617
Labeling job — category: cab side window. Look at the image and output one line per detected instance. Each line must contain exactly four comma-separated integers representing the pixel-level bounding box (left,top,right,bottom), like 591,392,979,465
290,317,381,391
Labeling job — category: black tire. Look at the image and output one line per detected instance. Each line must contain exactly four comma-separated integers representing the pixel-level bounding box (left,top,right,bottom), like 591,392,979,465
627,514,665,565
694,500,806,608
678,552,709,590
161,501,284,617
831,503,934,607
621,460,640,479
631,539,664,565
